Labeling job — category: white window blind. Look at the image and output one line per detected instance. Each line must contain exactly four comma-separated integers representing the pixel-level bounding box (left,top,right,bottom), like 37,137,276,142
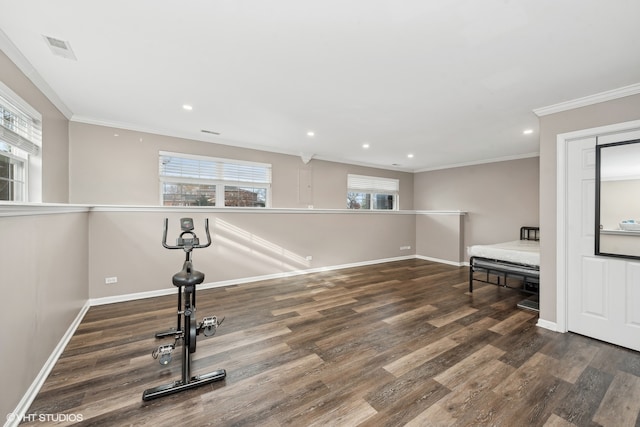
348,174,399,193
160,152,271,184
0,84,42,156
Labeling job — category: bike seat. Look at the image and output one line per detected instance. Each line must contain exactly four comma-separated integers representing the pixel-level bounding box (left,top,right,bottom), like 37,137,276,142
172,260,205,287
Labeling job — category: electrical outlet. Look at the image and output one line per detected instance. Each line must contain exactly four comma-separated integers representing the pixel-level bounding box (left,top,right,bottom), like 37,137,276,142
400,245,412,250
105,276,118,284
305,255,313,261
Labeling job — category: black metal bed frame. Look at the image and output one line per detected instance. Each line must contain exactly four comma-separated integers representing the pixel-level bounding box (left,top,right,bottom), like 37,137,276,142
468,226,540,310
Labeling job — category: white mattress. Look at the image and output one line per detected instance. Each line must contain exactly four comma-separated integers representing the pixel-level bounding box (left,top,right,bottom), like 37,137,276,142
468,240,540,267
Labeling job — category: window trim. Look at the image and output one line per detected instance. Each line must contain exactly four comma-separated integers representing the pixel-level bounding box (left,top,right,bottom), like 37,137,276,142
347,174,399,211
159,151,272,207
0,149,27,201
0,81,41,202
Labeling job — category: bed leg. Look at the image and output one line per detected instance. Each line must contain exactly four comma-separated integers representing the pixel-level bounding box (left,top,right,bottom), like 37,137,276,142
469,259,473,293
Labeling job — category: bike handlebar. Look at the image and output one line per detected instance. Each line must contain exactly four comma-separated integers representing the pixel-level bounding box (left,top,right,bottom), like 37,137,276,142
162,218,212,250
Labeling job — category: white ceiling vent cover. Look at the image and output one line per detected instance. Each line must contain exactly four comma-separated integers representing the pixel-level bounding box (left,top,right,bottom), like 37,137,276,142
42,35,77,60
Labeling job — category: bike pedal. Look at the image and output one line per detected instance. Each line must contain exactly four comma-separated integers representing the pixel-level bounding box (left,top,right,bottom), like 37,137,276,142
152,344,175,365
200,315,224,337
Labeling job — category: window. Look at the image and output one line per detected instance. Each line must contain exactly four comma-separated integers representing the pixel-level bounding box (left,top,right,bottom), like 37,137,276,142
347,174,399,210
159,152,271,207
0,82,42,202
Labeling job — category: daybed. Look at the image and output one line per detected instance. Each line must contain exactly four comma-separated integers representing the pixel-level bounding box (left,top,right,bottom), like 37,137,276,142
468,226,540,311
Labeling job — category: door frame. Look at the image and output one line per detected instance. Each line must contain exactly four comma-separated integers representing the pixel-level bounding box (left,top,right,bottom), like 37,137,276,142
556,119,640,333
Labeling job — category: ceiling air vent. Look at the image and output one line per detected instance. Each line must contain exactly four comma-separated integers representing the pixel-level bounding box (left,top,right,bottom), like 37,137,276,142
201,129,220,135
42,35,77,60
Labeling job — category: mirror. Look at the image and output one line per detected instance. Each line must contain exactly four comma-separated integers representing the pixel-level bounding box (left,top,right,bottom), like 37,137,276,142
595,138,640,259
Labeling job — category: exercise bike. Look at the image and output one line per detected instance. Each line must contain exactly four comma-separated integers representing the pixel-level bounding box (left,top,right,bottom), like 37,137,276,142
142,217,226,401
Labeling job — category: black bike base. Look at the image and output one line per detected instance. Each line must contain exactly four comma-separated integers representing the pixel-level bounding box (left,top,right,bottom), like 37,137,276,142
142,369,227,401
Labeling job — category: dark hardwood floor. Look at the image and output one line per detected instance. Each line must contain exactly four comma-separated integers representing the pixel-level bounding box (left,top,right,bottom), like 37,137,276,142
23,259,640,426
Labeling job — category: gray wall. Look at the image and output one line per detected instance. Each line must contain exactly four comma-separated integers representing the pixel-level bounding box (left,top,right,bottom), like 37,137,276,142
600,179,640,230
416,212,465,264
0,210,89,419
539,93,640,323
69,122,414,209
88,209,416,300
414,156,540,248
0,50,83,419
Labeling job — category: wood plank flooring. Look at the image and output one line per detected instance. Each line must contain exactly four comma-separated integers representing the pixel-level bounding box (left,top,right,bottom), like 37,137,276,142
23,259,640,426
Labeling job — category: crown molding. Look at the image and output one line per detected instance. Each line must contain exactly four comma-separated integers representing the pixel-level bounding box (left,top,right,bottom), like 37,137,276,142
533,83,640,117
414,152,539,173
75,113,536,174
0,29,73,119
71,115,417,173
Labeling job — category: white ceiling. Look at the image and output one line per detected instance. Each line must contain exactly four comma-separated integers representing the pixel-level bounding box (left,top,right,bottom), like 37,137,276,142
1,1,640,172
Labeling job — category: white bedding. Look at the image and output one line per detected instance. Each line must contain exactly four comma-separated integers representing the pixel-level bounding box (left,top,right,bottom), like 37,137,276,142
467,239,540,267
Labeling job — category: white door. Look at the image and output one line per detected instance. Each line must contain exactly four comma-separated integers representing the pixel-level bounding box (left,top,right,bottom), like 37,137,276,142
567,131,640,351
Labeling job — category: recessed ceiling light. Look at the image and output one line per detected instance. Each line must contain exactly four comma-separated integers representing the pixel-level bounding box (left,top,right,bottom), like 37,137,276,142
362,143,370,149
523,129,533,135
407,153,414,158
307,131,315,137
183,104,193,111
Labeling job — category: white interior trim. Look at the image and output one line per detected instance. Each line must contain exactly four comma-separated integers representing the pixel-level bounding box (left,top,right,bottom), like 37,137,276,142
91,255,416,306
416,254,464,267
0,203,427,215
89,206,418,215
415,210,467,216
536,318,558,332
0,80,42,122
0,203,90,217
0,203,466,218
555,119,640,334
88,206,463,215
414,152,539,173
535,83,640,117
72,115,417,173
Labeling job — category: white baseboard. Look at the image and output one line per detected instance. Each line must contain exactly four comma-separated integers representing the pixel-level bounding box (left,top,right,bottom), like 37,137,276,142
90,287,177,306
90,255,417,306
5,301,91,427
536,318,558,332
415,254,464,267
